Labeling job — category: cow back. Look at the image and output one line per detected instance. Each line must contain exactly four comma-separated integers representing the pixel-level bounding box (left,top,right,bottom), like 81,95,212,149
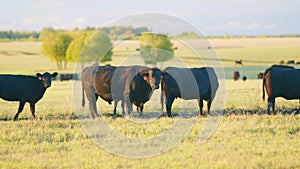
270,68,300,99
0,75,45,102
163,67,218,100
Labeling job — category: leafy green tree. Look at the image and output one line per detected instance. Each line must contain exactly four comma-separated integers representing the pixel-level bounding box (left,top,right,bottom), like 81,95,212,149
139,32,174,65
80,31,113,64
41,32,73,70
66,34,87,63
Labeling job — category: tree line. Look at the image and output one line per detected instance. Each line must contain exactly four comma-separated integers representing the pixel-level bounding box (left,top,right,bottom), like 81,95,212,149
0,30,39,41
0,26,149,42
2,27,300,42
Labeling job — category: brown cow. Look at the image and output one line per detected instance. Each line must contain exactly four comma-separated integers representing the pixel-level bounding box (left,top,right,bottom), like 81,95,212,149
257,72,264,79
233,71,240,81
81,65,162,118
262,65,300,114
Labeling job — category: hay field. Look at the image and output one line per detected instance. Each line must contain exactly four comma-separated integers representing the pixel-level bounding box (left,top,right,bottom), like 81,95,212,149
0,38,299,168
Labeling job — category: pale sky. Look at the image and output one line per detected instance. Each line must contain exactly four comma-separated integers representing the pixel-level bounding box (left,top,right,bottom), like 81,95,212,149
1,0,299,35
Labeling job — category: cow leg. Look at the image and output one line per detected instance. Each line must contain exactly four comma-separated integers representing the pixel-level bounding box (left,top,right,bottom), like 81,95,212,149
267,97,275,115
207,99,212,115
113,100,118,118
272,100,276,115
123,91,132,118
121,100,125,117
140,104,144,112
138,103,144,117
166,96,175,117
85,88,99,119
14,101,26,120
29,102,36,119
197,99,204,116
124,98,132,118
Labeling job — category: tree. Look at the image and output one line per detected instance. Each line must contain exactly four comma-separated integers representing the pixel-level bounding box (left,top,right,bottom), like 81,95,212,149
66,33,87,63
80,30,113,64
139,32,174,66
41,32,73,70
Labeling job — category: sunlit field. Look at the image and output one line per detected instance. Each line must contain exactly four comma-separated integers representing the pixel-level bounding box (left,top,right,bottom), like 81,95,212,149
0,39,299,168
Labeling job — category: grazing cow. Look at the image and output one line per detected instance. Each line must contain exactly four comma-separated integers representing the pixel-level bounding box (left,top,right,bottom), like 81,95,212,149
262,65,300,114
0,72,58,120
279,60,284,65
296,61,300,65
235,60,243,65
286,60,295,64
233,71,240,81
81,65,162,118
161,67,219,117
257,72,264,79
60,73,79,81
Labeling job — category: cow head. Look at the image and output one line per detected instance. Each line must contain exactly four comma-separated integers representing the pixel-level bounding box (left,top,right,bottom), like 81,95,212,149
36,72,58,88
141,67,162,90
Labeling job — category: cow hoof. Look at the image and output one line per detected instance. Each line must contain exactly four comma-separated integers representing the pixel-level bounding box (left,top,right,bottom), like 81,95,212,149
199,113,207,117
13,116,19,121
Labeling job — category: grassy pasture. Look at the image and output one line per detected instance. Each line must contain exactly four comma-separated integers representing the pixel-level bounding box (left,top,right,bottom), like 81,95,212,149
0,39,299,168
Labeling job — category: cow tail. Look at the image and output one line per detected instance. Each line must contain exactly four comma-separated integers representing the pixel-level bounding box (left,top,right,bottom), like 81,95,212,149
262,74,266,101
82,86,85,107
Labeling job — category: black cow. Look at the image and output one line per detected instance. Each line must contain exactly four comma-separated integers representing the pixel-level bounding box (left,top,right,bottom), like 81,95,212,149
0,72,58,120
286,60,295,64
235,60,243,65
262,65,300,114
60,73,79,81
161,67,219,117
81,65,162,118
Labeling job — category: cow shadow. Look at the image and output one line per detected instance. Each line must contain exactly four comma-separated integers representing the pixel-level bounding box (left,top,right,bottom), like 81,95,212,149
102,111,218,119
224,109,300,116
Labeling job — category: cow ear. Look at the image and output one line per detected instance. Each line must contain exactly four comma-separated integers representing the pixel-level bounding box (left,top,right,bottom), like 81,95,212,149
36,73,42,80
52,72,58,77
142,72,149,81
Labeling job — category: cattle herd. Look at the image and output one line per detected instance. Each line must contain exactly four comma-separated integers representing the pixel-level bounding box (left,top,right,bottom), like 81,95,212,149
0,64,299,120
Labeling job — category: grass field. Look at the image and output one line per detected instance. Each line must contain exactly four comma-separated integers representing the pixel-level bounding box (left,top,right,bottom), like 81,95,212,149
0,39,299,168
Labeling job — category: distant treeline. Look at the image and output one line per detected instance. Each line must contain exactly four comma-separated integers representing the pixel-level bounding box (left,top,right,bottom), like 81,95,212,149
1,27,300,41
0,30,39,41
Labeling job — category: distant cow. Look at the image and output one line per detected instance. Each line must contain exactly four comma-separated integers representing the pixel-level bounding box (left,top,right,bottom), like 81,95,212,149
0,72,58,120
279,60,284,65
262,65,300,114
286,60,295,64
161,67,219,117
235,60,243,65
257,72,264,79
242,76,247,81
233,71,240,81
60,73,79,81
296,61,300,65
81,65,162,118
